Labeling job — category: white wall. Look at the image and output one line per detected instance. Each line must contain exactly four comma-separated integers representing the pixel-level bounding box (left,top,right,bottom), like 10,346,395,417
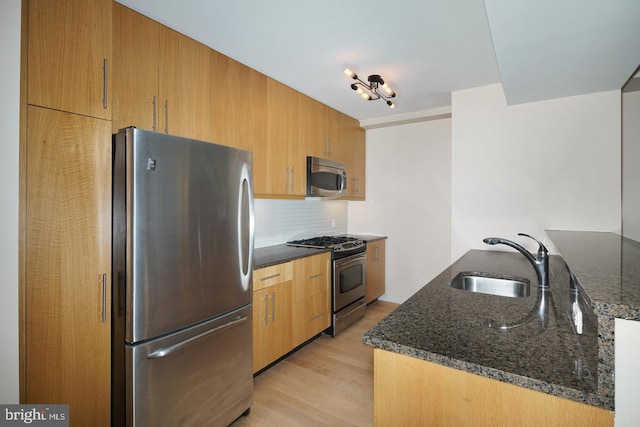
0,0,21,404
615,318,640,426
348,119,452,303
451,84,621,260
622,87,640,241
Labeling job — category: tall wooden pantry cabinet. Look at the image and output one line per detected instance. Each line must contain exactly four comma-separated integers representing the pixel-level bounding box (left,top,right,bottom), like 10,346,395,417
21,0,112,425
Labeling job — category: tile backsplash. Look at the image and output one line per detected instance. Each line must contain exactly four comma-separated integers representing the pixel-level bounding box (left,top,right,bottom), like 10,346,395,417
254,199,348,248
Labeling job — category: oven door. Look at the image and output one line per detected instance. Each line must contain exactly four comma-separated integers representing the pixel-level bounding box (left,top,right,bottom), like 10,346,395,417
333,252,367,312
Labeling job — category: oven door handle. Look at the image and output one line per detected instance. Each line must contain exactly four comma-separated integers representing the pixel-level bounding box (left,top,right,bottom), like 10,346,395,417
335,254,366,268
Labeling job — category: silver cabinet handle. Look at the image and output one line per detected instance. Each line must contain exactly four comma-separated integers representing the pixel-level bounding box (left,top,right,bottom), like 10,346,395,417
307,312,323,322
308,272,323,280
271,292,276,322
260,273,281,282
152,96,157,131
375,245,380,262
101,273,107,323
147,316,248,359
264,294,269,325
164,99,169,133
102,59,108,109
284,166,289,190
290,166,295,190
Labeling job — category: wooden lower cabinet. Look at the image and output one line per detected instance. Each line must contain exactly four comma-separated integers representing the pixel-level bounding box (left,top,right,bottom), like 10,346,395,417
373,349,614,427
292,253,331,347
252,253,331,372
252,262,293,372
366,240,386,303
24,105,112,426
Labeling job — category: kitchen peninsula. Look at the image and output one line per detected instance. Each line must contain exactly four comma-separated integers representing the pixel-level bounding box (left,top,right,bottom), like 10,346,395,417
362,231,640,426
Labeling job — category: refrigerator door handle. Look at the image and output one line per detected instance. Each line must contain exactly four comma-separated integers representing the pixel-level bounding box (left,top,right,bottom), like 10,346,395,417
147,315,248,359
238,162,254,292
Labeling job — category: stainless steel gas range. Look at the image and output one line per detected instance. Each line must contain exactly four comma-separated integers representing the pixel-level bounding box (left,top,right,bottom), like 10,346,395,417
287,236,367,336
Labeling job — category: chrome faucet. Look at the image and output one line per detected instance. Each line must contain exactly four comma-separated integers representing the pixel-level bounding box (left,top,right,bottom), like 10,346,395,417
483,233,550,291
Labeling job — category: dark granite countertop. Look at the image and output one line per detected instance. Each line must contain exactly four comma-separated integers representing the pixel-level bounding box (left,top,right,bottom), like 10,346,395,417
254,235,388,269
254,244,331,269
345,234,387,243
363,249,612,410
546,230,640,320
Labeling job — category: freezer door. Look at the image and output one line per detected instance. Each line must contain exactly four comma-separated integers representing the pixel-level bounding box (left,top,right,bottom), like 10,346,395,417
126,305,252,427
116,128,254,343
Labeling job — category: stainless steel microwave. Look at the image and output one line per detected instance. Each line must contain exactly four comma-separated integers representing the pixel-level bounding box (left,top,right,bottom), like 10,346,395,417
306,156,347,198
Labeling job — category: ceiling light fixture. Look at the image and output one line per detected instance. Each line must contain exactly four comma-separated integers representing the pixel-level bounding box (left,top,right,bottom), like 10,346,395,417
344,68,396,109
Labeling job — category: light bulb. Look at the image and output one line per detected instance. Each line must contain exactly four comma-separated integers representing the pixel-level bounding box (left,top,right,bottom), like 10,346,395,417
361,92,371,100
387,100,395,109
344,68,357,79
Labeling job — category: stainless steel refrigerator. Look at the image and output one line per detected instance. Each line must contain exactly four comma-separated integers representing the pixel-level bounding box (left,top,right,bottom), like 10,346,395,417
112,127,254,426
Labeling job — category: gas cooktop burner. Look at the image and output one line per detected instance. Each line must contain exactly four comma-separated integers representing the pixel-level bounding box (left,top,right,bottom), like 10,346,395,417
286,235,365,253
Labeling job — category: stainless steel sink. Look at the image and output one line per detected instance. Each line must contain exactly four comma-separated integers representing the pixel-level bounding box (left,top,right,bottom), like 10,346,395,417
449,271,531,298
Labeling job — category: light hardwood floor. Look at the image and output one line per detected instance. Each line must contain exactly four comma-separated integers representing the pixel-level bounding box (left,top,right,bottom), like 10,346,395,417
231,300,398,427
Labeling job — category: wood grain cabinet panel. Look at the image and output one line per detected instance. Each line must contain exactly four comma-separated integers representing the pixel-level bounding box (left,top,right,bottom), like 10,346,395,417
374,349,614,427
209,51,267,152
252,262,294,372
343,125,366,200
112,3,159,132
112,4,210,141
24,106,112,426
158,27,211,141
255,78,305,197
292,253,331,346
27,0,112,119
365,240,385,303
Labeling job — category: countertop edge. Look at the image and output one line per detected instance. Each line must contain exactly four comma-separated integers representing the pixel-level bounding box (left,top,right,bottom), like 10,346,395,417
546,230,640,319
362,334,613,410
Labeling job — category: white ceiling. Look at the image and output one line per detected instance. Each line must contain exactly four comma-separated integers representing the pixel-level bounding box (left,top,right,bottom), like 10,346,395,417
116,0,640,123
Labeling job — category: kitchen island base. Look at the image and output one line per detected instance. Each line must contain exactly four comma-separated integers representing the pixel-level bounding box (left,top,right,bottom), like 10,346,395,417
373,349,613,427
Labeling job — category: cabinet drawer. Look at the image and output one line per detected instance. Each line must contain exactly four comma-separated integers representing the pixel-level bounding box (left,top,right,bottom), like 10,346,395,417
293,253,330,302
292,291,330,346
253,262,293,291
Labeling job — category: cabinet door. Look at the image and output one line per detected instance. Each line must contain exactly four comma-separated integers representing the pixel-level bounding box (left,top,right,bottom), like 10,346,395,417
158,28,211,141
366,240,386,303
257,78,303,197
25,106,112,426
209,51,267,152
299,95,328,159
27,0,112,119
112,3,160,133
292,253,331,346
293,253,331,303
344,125,366,200
252,282,293,373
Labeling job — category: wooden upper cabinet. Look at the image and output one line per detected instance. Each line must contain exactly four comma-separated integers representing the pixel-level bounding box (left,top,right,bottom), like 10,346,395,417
209,51,267,152
27,0,112,119
299,95,328,159
25,105,112,426
158,28,211,141
112,3,159,132
343,125,366,200
255,78,305,197
113,4,210,141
